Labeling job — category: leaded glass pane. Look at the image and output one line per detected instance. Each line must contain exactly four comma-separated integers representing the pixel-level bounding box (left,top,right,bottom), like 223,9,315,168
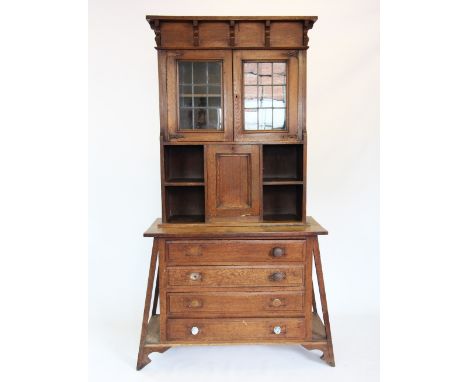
243,61,287,131
177,61,223,130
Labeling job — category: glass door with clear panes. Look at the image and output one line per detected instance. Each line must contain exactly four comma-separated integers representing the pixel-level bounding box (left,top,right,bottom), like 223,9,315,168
166,50,233,141
233,50,299,142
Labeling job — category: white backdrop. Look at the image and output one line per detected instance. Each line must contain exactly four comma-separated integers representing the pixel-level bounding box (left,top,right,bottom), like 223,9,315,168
89,0,379,380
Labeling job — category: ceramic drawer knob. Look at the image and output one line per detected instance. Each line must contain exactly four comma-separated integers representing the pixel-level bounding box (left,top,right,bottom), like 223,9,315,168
191,326,200,335
189,272,201,281
273,326,282,335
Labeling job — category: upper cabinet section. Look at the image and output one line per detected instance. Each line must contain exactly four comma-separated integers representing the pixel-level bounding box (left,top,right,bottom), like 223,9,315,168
149,16,316,143
146,16,317,50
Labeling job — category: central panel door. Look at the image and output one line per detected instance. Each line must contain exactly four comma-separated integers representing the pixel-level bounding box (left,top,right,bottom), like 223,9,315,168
206,145,260,222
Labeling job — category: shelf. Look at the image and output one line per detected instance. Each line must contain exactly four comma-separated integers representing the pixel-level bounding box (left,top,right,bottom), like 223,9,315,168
263,178,303,185
166,214,205,223
165,179,204,186
144,313,327,346
263,214,302,222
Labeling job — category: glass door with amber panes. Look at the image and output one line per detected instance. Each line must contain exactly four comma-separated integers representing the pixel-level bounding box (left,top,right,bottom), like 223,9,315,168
233,50,300,142
166,50,233,141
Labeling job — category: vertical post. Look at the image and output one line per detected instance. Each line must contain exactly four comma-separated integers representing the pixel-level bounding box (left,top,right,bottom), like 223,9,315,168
311,276,318,313
312,236,335,366
136,238,159,370
151,270,160,316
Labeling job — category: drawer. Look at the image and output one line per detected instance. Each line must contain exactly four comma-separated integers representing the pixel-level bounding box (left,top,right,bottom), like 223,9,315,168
167,291,304,316
167,265,304,288
166,239,305,264
166,317,306,342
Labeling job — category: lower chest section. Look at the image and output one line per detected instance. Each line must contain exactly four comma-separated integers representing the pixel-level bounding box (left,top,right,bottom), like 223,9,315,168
158,237,313,344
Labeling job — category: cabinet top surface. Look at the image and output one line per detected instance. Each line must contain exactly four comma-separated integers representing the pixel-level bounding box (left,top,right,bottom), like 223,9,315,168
146,15,318,22
144,216,327,237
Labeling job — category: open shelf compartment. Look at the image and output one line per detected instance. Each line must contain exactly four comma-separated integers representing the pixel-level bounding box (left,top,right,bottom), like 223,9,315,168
263,144,303,183
164,145,204,183
263,184,303,222
165,186,205,223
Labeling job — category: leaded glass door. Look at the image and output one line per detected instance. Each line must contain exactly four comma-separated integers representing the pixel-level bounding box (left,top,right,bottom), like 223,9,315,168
166,50,233,142
233,50,300,142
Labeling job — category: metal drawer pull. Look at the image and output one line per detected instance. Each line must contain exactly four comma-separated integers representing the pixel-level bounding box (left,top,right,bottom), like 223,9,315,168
191,326,199,335
273,326,282,335
271,247,285,257
269,271,286,282
271,298,283,307
184,246,202,257
188,299,202,308
189,272,202,281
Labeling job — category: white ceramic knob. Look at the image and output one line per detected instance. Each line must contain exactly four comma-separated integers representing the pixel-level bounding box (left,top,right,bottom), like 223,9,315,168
273,326,282,335
191,326,199,335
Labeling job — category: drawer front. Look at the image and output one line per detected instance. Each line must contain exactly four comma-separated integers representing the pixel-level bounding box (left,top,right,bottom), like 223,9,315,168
166,239,305,264
167,265,304,288
166,317,306,342
168,291,304,316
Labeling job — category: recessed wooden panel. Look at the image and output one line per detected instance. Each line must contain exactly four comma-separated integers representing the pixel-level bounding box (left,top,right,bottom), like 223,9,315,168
216,153,251,209
160,22,193,47
270,22,303,47
206,145,260,221
166,317,306,342
236,22,265,47
199,22,229,47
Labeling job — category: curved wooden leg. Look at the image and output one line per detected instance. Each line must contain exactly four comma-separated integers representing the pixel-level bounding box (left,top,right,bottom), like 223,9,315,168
136,352,152,371
301,343,335,366
136,239,159,371
137,347,171,370
312,236,336,367
320,347,336,367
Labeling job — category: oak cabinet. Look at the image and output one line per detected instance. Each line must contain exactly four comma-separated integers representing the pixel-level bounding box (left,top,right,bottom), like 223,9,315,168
137,16,335,371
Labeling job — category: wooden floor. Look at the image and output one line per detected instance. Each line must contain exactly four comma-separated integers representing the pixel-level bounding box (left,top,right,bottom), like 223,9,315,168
144,313,327,347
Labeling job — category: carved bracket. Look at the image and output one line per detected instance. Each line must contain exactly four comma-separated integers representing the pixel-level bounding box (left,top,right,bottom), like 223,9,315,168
265,20,271,47
303,20,315,46
229,20,236,46
149,19,161,48
193,20,199,46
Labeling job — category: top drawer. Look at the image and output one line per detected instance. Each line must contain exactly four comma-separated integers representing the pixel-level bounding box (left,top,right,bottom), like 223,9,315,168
166,239,306,264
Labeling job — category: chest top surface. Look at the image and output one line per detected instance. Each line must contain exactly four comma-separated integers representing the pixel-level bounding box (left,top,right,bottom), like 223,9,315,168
144,216,327,237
